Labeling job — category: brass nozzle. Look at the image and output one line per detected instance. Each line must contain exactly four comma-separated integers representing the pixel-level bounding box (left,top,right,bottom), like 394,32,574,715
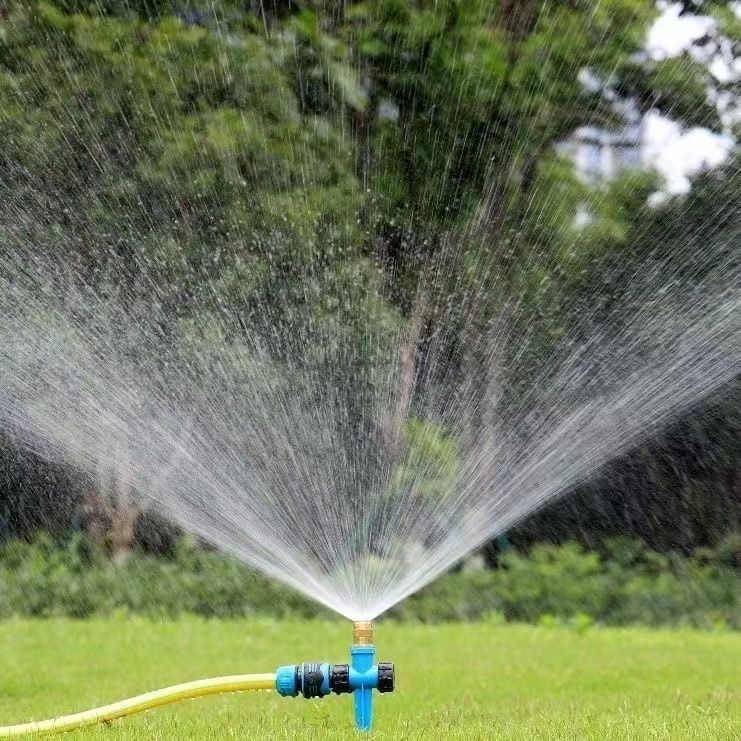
352,620,373,645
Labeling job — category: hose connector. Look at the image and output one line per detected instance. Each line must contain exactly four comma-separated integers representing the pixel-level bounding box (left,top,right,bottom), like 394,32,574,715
274,662,331,698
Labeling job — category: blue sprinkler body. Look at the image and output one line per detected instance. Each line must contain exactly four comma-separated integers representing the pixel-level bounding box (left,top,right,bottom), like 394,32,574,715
274,621,394,731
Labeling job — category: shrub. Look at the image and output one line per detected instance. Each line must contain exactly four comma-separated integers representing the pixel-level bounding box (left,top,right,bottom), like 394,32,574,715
0,532,738,627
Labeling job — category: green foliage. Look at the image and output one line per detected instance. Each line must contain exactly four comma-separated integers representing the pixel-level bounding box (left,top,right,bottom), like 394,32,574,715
494,542,614,622
342,0,659,235
714,531,741,569
616,55,721,130
391,537,741,628
0,533,332,620
1,533,737,628
0,1,361,308
389,418,460,503
48,1,174,19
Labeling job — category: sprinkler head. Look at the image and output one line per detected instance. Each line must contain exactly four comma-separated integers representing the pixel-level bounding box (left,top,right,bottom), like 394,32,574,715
352,620,374,645
274,621,394,731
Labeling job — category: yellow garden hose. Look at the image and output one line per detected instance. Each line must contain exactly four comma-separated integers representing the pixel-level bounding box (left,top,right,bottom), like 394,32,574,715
0,673,276,737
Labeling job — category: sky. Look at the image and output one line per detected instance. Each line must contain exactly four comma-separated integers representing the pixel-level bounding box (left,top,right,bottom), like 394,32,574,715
642,1,736,194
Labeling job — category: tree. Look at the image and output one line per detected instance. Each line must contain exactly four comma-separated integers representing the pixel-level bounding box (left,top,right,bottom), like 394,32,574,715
0,0,737,558
510,148,741,553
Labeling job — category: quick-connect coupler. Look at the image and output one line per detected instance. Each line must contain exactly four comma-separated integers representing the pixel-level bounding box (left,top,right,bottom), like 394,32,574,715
274,621,394,731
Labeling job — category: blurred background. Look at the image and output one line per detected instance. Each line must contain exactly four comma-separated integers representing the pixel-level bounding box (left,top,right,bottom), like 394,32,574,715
0,0,739,629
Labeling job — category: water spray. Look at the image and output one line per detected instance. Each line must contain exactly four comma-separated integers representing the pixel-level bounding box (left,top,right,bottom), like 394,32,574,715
0,621,394,736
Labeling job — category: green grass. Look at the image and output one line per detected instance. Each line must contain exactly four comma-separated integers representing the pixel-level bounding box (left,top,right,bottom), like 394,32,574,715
0,619,739,739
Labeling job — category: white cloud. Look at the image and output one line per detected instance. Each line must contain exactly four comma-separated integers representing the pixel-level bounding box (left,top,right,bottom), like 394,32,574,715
641,4,735,196
646,3,715,60
642,111,733,194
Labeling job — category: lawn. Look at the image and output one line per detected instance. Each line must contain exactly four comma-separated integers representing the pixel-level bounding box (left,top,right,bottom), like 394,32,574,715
0,619,739,739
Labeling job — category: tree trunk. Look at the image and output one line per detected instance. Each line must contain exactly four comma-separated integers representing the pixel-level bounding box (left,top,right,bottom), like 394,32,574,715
82,460,141,562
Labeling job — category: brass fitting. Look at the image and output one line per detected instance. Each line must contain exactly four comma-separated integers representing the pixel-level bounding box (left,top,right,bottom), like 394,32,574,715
352,621,373,645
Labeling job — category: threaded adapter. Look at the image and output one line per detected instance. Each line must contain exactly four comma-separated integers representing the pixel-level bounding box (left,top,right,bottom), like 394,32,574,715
352,621,373,645
377,662,395,693
330,664,351,694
